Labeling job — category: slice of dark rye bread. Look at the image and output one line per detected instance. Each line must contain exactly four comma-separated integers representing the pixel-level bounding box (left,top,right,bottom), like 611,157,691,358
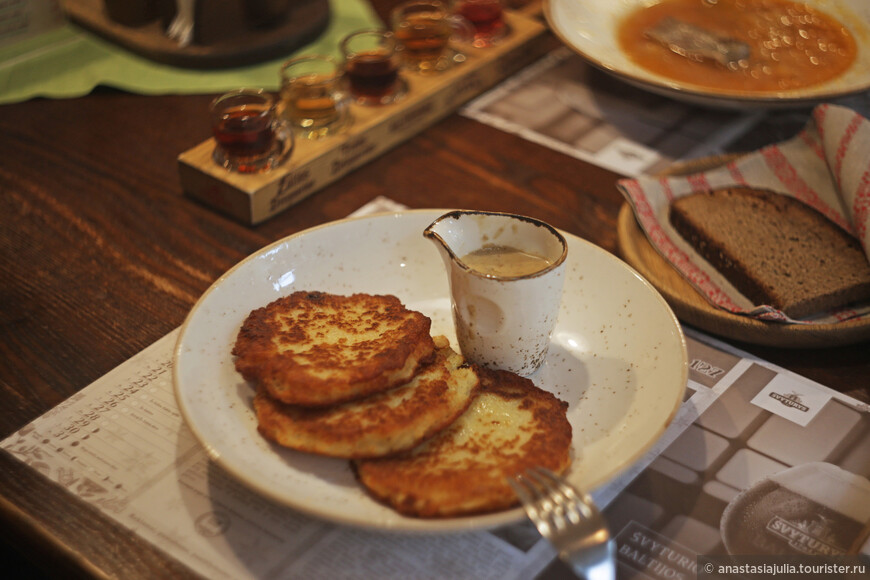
668,187,870,319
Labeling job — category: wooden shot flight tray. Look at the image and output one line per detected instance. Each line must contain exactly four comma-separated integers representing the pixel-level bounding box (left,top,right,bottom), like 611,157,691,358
177,10,550,225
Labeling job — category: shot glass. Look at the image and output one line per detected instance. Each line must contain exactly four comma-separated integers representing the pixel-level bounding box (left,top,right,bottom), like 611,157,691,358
452,0,508,48
340,29,408,106
280,55,351,140
210,89,293,174
391,0,472,74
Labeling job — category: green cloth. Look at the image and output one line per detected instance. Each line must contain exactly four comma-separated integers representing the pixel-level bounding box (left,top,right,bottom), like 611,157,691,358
0,0,382,104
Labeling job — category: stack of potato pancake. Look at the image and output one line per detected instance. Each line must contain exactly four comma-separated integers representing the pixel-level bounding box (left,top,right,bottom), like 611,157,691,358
233,291,572,518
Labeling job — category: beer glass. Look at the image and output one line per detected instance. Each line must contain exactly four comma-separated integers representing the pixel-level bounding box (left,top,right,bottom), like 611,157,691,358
720,462,870,556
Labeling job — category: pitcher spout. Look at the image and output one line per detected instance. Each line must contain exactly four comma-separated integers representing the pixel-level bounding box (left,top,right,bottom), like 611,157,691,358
423,210,469,270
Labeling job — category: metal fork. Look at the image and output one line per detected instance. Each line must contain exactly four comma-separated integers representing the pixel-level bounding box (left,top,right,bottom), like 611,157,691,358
166,0,195,47
509,467,615,580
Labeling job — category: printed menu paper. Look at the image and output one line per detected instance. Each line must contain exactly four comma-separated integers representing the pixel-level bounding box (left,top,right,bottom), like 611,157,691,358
605,333,870,580
461,48,764,177
462,47,870,180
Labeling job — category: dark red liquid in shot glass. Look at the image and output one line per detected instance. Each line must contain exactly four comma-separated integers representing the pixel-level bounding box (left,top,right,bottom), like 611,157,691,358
456,0,503,35
213,105,274,159
345,51,399,98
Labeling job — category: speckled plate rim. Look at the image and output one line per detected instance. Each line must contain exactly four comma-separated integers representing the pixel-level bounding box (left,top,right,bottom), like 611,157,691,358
173,209,687,533
543,0,870,109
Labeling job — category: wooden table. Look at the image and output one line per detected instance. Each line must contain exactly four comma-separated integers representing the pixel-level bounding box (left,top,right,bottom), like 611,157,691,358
1,1,867,578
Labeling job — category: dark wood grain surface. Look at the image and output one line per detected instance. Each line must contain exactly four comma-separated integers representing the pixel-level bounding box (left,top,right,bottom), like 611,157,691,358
1,1,868,578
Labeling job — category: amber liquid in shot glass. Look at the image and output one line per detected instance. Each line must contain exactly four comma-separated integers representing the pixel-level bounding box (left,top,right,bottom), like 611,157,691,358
280,55,349,139
345,50,400,99
286,89,338,126
210,89,292,173
213,104,275,160
340,29,406,106
453,0,506,47
392,0,464,74
396,17,452,66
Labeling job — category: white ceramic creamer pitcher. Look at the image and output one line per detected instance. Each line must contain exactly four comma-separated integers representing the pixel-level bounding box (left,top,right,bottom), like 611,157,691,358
424,210,568,376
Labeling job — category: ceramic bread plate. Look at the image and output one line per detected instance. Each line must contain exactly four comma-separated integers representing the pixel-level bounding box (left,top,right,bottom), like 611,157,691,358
173,210,687,533
544,0,870,109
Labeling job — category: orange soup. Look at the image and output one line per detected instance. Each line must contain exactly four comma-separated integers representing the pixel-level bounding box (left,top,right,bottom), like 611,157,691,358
617,0,857,93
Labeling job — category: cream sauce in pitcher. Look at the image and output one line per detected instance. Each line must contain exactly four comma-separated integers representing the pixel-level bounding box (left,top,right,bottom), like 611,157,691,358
460,245,554,278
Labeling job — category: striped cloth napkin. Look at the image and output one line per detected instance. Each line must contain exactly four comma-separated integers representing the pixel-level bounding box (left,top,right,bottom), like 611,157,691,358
617,103,870,324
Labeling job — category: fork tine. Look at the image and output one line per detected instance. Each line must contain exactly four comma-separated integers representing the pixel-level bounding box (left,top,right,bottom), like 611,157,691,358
524,468,570,532
530,467,595,524
508,472,550,535
510,468,573,536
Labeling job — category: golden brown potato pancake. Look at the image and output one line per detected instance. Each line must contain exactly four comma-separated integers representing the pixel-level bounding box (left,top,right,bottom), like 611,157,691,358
253,338,479,458
354,367,572,518
233,291,436,406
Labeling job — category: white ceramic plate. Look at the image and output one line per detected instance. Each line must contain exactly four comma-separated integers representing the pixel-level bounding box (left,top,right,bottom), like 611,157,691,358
544,0,870,109
173,210,687,533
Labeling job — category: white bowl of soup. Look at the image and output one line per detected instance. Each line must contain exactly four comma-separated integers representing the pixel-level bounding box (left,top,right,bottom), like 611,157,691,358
543,0,870,109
